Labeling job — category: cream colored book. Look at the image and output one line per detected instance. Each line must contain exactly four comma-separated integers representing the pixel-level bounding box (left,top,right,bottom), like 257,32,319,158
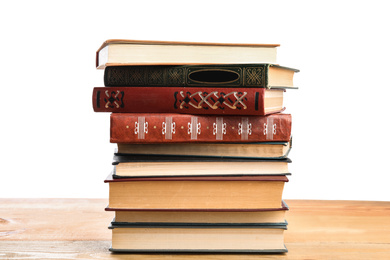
109,223,287,253
107,201,289,225
96,39,279,69
105,174,288,210
116,141,291,159
112,154,291,178
114,160,290,178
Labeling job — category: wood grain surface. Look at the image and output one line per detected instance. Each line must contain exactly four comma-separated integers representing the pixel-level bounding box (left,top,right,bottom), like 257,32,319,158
1,199,389,259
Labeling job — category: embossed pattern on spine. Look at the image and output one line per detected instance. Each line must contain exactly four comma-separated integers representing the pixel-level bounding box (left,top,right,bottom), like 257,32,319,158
93,87,271,115
104,65,268,88
175,91,248,111
110,113,291,143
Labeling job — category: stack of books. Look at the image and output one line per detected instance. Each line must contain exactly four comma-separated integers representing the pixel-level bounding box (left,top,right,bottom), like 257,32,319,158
93,39,299,253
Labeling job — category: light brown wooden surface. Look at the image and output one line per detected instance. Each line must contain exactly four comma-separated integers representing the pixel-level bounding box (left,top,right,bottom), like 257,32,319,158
1,199,389,259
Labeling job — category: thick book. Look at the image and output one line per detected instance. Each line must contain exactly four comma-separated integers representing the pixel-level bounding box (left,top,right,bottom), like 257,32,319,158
93,86,285,115
106,201,289,225
96,39,279,69
116,140,292,159
110,113,292,143
104,173,288,210
111,154,291,178
103,64,298,88
108,222,287,253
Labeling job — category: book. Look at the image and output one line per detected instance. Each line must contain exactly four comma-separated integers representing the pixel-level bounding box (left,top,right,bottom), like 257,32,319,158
106,201,289,225
111,154,291,178
93,87,285,115
105,174,288,210
96,39,279,69
110,113,292,143
116,140,292,159
103,64,298,88
108,222,288,253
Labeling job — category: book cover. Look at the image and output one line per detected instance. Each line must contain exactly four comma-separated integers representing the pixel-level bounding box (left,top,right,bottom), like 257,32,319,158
115,140,292,159
93,86,286,115
110,113,292,143
109,219,288,227
111,154,291,178
103,64,298,88
112,154,293,163
105,173,288,210
106,201,289,225
105,200,289,212
108,222,287,253
96,39,280,69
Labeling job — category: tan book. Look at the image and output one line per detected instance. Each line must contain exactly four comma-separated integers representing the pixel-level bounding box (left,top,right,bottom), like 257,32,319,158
116,140,291,159
96,39,279,69
106,201,289,225
109,223,287,253
105,174,288,210
114,160,291,178
112,154,291,178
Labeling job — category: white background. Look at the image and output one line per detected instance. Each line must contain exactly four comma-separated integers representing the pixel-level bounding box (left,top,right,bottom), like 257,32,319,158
1,0,389,201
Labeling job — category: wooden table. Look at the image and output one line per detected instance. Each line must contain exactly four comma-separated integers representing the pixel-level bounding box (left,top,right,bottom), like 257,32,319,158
1,199,389,259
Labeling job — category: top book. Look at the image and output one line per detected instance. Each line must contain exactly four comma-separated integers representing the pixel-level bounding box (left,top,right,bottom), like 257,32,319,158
96,39,279,69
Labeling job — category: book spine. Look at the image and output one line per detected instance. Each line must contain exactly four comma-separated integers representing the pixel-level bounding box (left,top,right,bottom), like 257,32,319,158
110,113,291,143
105,175,289,182
104,65,269,88
93,87,267,115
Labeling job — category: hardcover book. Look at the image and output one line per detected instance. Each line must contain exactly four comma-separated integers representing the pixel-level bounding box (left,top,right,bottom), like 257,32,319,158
93,87,285,115
111,154,291,178
96,39,279,69
116,140,292,159
103,64,298,88
110,113,292,143
108,222,288,253
105,173,288,210
106,201,289,225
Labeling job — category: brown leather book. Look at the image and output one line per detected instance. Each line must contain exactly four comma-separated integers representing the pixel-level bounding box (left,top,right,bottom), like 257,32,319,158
110,113,291,143
93,87,285,115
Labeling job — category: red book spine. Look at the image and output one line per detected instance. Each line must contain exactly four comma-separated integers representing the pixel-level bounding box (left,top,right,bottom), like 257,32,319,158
110,113,291,143
92,87,270,115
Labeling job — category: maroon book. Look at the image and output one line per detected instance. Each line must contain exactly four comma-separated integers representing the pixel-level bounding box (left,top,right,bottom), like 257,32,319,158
110,113,291,143
92,87,286,116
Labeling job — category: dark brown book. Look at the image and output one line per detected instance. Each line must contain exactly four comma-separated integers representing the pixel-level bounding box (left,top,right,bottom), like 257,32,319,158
103,64,298,88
